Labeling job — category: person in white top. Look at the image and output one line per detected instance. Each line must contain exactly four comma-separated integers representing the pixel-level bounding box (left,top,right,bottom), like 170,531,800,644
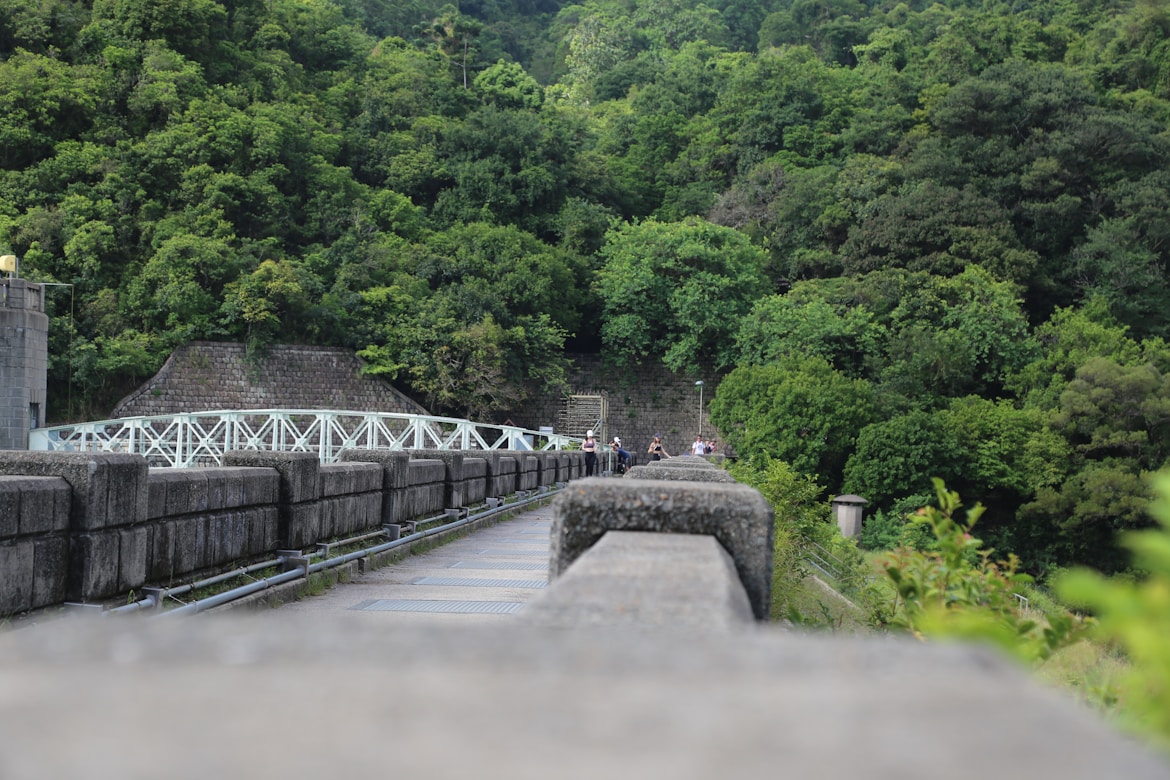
691,436,706,456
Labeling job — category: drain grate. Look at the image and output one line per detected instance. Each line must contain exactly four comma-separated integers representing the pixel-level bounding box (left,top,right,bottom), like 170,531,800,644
412,576,547,589
482,539,549,545
352,599,524,614
476,549,547,556
450,561,547,570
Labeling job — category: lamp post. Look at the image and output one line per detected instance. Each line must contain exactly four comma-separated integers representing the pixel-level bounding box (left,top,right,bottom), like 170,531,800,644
695,380,704,438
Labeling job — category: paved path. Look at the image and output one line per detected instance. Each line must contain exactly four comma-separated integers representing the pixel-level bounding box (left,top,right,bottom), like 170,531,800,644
270,504,553,624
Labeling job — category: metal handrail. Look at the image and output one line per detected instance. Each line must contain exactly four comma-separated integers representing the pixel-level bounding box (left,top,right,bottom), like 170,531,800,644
29,409,578,467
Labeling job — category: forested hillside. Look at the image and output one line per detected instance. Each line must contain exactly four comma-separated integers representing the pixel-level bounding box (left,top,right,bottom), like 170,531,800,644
4,0,1170,573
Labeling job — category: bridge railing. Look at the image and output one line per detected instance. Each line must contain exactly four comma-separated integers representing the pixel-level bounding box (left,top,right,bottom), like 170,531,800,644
28,409,578,468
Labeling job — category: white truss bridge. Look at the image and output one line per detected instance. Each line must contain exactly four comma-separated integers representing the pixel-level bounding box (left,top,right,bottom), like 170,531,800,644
28,409,577,468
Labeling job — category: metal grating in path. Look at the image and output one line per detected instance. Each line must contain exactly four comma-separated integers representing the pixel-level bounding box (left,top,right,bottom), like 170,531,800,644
412,576,548,589
450,561,547,570
483,539,549,545
476,549,547,556
352,599,524,614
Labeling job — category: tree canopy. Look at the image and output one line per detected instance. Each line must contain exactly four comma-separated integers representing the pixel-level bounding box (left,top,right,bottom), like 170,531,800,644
5,0,1170,573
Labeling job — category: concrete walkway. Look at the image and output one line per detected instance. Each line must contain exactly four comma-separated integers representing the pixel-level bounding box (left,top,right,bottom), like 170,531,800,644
269,504,554,624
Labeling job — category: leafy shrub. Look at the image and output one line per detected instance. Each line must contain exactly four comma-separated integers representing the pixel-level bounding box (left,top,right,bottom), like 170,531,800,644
1057,472,1170,750
879,479,1086,662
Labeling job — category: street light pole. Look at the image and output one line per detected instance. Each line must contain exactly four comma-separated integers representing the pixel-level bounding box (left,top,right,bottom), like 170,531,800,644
695,380,704,438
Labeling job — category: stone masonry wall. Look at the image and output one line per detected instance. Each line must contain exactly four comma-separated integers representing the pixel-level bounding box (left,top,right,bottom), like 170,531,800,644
112,342,430,418
506,354,725,460
0,448,581,614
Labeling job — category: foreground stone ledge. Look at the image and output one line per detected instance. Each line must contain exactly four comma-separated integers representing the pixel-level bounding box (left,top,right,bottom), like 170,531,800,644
523,530,754,628
0,616,1167,780
551,478,774,619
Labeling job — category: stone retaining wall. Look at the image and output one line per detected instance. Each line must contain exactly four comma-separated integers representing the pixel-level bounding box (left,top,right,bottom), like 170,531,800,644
0,449,582,615
506,353,725,460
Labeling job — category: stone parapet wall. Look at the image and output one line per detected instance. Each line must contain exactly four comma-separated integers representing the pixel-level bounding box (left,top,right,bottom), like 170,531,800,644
0,449,585,615
112,342,430,418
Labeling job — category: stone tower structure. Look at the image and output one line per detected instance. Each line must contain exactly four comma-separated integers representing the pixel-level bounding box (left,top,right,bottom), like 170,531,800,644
0,259,49,450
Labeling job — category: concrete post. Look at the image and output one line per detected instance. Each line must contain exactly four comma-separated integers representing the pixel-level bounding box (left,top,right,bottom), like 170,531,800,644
832,494,868,538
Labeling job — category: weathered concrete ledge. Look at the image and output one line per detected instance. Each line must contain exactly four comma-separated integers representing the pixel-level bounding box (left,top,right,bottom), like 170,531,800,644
523,530,754,628
1,617,1167,780
626,463,736,482
550,478,774,619
640,457,716,469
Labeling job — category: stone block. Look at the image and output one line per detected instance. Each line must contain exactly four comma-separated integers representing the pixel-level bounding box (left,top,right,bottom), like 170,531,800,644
119,526,150,591
339,450,411,490
252,507,279,553
535,453,556,486
146,474,168,520
319,463,381,498
31,536,67,608
223,451,319,505
162,470,205,517
0,540,34,614
204,468,242,511
625,465,736,483
407,450,465,509
238,468,279,507
0,452,149,531
67,531,122,602
520,456,539,491
223,511,249,561
642,458,716,469
523,531,754,629
550,478,775,620
337,450,408,526
0,479,19,537
283,502,321,550
150,519,177,582
172,516,207,576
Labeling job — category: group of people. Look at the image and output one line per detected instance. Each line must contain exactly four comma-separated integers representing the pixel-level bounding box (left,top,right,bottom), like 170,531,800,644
689,436,718,456
580,431,717,477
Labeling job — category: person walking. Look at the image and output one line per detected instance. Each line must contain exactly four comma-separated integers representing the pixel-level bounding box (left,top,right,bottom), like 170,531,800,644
583,430,598,476
691,435,706,456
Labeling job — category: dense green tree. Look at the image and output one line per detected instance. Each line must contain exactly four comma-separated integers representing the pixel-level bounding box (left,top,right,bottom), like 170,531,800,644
595,216,769,371
710,355,877,484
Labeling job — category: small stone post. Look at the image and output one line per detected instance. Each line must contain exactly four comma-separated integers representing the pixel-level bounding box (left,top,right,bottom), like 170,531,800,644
832,494,868,538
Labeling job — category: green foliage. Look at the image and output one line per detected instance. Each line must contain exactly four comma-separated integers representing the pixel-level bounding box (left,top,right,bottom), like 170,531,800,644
4,0,1170,575
1057,472,1170,749
858,494,933,552
725,453,875,626
596,216,768,372
881,480,1087,662
711,355,877,486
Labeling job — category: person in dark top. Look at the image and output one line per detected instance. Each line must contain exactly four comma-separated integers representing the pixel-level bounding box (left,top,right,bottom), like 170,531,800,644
582,429,598,476
647,434,670,461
